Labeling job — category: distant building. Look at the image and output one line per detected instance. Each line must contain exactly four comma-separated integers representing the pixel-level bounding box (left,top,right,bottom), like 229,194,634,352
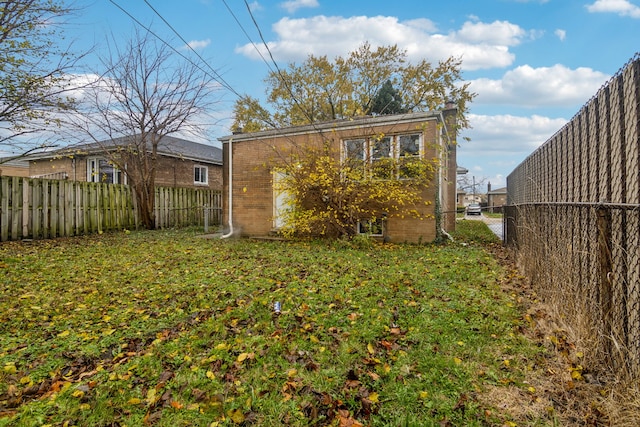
487,183,507,213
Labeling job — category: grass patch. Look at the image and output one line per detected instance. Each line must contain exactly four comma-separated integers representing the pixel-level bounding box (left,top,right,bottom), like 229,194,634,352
453,220,500,245
483,212,503,219
0,229,556,426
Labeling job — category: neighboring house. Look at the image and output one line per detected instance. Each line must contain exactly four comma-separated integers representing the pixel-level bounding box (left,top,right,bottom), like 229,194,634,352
28,135,223,190
218,110,458,244
462,193,483,206
456,189,467,207
487,184,507,213
455,166,469,207
0,158,29,177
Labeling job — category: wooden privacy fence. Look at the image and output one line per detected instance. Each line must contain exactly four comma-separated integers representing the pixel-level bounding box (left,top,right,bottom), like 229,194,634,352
0,176,222,241
505,53,640,376
155,186,222,229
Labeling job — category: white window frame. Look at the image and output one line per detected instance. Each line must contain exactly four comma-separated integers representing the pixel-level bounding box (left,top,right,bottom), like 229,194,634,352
342,133,423,178
194,165,208,185
87,157,126,184
357,217,384,236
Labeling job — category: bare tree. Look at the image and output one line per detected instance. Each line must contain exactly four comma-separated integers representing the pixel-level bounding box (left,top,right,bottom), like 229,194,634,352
0,0,85,162
457,173,487,200
72,29,219,229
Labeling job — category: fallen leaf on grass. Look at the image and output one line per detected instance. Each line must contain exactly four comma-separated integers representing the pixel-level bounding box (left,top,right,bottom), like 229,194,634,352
367,371,381,381
367,343,376,355
227,408,245,424
237,352,255,363
338,409,364,427
146,388,158,405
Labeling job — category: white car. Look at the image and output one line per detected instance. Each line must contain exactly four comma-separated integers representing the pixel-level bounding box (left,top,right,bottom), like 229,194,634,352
466,203,482,215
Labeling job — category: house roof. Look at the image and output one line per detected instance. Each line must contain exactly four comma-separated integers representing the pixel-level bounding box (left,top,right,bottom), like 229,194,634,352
29,135,222,165
218,111,447,143
0,157,29,169
487,187,507,195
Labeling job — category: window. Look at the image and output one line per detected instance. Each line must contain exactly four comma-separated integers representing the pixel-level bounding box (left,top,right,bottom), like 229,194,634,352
194,165,208,185
398,134,421,178
371,136,392,160
399,134,420,157
358,217,384,236
342,133,423,179
87,158,125,184
344,138,366,161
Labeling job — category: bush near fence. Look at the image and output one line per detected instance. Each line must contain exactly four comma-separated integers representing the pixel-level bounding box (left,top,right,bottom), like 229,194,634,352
0,176,222,241
505,53,640,377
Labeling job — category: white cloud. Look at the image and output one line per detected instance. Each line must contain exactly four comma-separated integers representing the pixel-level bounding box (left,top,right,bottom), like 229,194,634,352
457,113,568,181
469,64,609,107
280,0,319,14
404,18,438,32
462,113,567,155
554,29,566,41
248,1,263,12
184,39,211,51
454,20,527,46
586,0,640,18
236,16,532,70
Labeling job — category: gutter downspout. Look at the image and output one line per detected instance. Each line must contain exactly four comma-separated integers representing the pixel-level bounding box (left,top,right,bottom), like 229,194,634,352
221,138,234,238
437,111,454,242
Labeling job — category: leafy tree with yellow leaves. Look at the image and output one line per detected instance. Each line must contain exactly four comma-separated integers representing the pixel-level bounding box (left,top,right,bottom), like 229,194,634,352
232,42,474,132
273,142,439,239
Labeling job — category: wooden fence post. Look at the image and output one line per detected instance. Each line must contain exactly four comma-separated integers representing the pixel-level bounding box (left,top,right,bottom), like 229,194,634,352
0,177,9,241
22,178,29,238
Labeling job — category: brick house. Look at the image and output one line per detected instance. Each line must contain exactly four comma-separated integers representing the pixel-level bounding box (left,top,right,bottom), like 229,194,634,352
28,135,223,190
486,184,507,213
218,110,458,243
0,158,29,177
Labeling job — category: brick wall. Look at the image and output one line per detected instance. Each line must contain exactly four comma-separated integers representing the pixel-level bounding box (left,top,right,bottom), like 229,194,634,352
0,165,29,177
30,157,76,179
30,155,222,190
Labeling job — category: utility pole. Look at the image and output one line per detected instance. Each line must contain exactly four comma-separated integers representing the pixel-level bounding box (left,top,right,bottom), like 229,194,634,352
473,176,476,200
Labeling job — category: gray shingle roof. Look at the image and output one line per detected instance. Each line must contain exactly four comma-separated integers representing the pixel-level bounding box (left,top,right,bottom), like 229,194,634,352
30,135,222,165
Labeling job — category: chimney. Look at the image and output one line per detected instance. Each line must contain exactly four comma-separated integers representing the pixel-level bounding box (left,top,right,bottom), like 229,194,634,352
487,182,492,192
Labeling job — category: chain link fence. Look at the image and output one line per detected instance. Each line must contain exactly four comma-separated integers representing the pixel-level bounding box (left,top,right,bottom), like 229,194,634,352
505,53,640,377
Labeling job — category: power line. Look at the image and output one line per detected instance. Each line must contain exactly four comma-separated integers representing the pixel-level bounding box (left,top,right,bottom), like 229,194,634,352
240,0,317,127
142,0,242,98
219,0,275,76
108,0,242,98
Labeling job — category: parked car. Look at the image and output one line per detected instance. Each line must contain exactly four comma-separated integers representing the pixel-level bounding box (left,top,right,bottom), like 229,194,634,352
466,203,482,215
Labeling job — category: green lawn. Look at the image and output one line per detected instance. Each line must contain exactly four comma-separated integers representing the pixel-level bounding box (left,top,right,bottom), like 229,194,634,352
1,227,553,426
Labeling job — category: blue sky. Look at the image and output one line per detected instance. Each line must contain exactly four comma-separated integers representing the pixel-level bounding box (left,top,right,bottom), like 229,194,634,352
69,0,640,188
